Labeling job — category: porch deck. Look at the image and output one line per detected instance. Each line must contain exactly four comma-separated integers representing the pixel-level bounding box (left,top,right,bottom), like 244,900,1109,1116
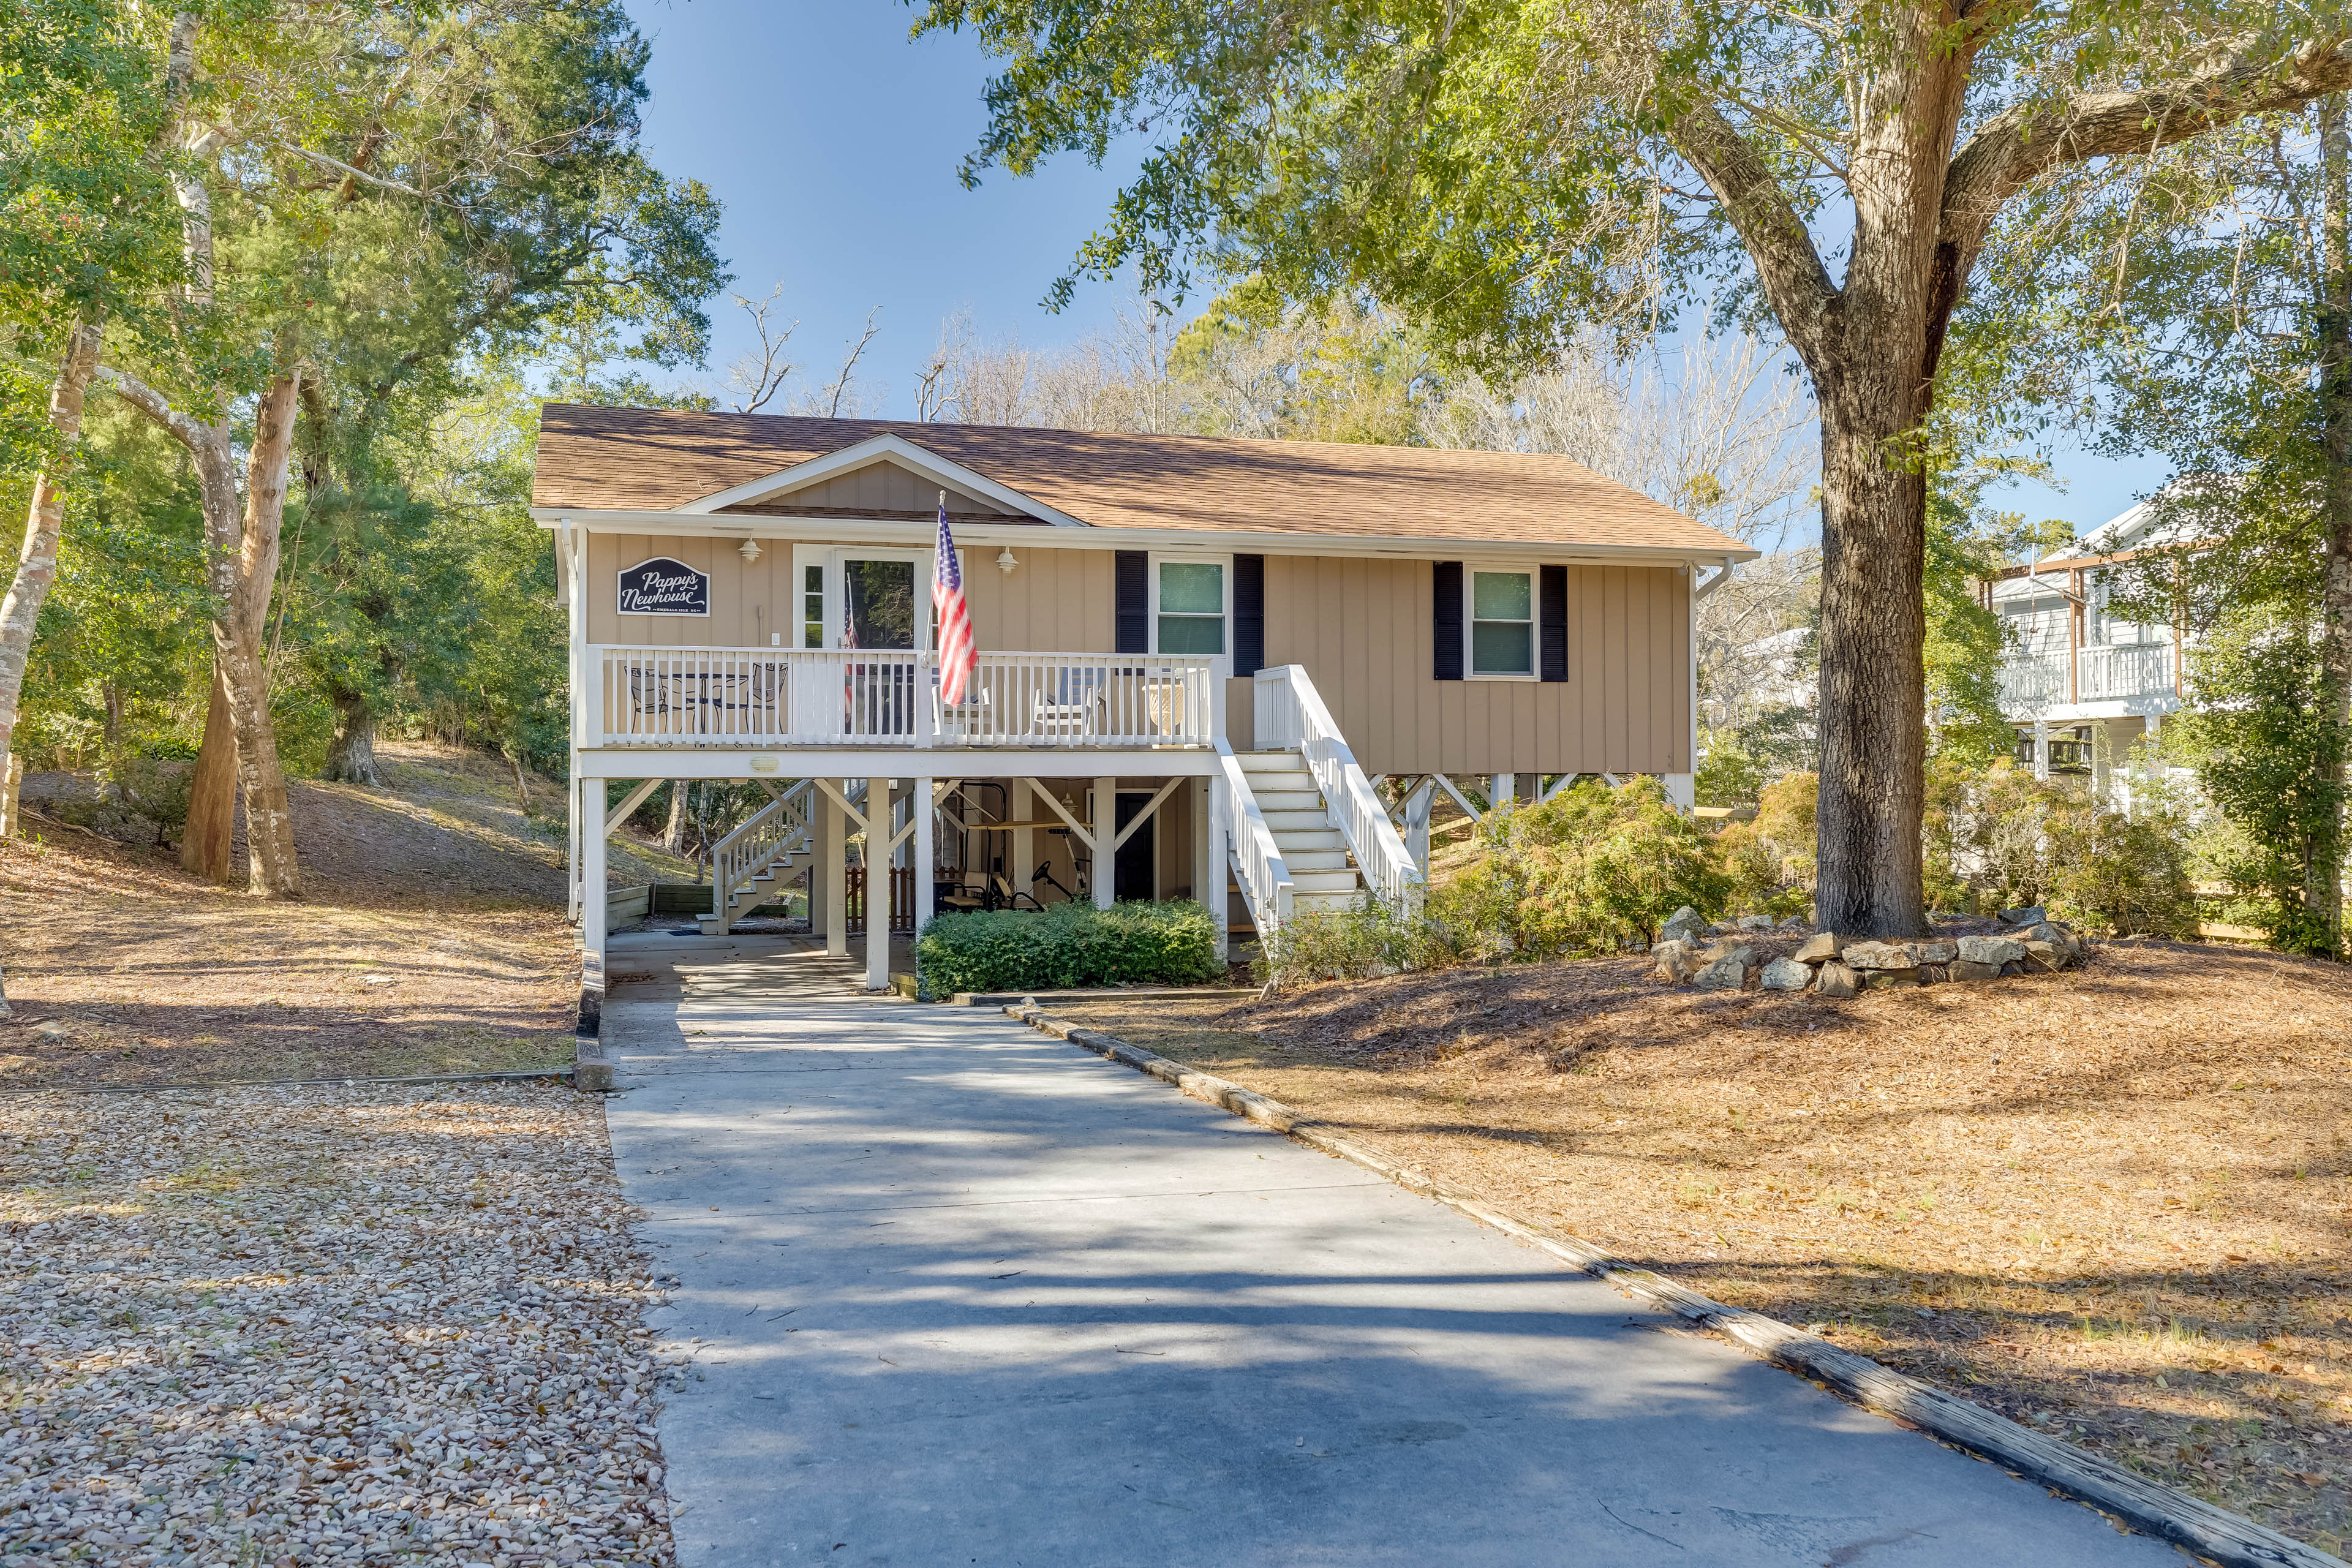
586,646,1220,750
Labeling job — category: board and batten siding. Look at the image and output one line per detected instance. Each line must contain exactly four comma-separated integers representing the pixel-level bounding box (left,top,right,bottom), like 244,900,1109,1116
582,535,1121,652
577,533,1688,776
1253,556,1690,778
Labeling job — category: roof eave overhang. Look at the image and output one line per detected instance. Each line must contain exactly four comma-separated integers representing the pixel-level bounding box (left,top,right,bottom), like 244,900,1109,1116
532,507,1760,567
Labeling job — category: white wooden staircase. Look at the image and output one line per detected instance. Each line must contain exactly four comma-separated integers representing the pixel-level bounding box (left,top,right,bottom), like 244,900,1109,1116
1234,751,1366,911
1214,666,1423,941
699,780,817,935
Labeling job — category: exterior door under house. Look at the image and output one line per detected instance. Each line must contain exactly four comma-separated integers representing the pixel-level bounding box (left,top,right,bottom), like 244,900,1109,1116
532,404,1755,1022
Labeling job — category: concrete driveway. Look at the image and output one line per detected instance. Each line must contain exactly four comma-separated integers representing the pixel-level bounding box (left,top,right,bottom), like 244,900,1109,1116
598,942,2176,1567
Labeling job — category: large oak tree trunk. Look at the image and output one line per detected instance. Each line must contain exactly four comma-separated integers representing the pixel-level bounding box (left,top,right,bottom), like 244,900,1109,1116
0,322,102,769
1811,379,1931,937
2315,96,2352,954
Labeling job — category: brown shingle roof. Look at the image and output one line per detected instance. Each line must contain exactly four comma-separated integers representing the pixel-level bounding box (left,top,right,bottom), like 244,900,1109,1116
530,404,1754,556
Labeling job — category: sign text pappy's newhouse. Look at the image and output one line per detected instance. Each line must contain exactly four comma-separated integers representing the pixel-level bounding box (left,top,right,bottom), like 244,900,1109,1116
617,557,710,616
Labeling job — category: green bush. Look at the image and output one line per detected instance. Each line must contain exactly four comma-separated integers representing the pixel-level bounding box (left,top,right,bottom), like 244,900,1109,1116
1922,755,2201,937
1259,893,1436,987
1423,776,1728,963
916,899,1223,995
1714,771,1817,921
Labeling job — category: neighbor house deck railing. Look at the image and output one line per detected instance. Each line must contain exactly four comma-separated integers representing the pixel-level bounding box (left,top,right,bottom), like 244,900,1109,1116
588,647,1218,748
1999,642,2176,714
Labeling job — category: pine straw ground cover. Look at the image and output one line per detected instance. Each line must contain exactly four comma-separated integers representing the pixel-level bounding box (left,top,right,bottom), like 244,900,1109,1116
1057,940,2352,1553
0,1080,682,1567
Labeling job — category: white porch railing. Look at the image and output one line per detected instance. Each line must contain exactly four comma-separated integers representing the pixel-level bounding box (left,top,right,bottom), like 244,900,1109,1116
708,780,813,922
2000,643,2176,713
1214,739,1294,937
589,646,1218,749
1253,664,1423,911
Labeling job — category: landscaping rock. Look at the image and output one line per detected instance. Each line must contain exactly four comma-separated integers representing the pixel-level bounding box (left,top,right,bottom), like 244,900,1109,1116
2000,959,2024,978
1918,964,1947,984
1915,940,1957,963
2021,939,2068,972
2027,921,2086,957
1958,935,2027,966
1813,960,1859,998
1793,932,1842,965
1659,905,1707,944
1733,914,1776,932
1776,916,1810,932
1842,940,1917,970
1698,940,1755,967
1694,953,1752,990
1861,968,1921,989
1759,956,1812,991
1950,959,2003,982
1999,904,2048,927
1651,939,1700,985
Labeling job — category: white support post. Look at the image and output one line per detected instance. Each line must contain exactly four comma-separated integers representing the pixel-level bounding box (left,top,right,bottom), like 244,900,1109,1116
1093,774,1117,909
579,776,607,1029
566,771,584,925
914,775,936,931
1662,773,1695,809
1404,777,1435,872
867,776,894,991
1490,773,1515,810
1011,779,1035,902
2034,718,2051,781
1194,777,1226,960
820,784,846,959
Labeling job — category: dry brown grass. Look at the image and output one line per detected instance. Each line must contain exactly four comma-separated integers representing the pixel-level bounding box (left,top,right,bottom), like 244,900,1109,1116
0,744,674,1090
1060,940,2352,1551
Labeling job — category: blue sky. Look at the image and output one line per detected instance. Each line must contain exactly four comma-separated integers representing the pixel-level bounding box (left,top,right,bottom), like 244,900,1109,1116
621,0,2169,542
622,0,1145,413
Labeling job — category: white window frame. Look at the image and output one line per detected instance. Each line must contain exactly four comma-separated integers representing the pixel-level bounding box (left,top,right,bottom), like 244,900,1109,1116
1148,550,1233,678
1465,563,1539,680
828,546,941,654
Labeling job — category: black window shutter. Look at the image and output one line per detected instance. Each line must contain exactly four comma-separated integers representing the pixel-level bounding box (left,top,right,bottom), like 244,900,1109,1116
1115,551,1148,654
1433,561,1464,681
1540,565,1569,682
1233,554,1265,676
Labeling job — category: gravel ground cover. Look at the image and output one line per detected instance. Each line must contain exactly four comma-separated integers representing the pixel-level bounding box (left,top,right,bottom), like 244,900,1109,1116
0,1081,679,1567
1060,938,2352,1552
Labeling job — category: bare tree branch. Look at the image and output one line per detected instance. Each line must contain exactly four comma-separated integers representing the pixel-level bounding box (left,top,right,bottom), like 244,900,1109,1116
94,363,210,451
821,306,881,419
722,282,798,413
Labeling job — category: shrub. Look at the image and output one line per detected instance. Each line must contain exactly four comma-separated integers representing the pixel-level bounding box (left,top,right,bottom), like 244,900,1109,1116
1714,771,1816,920
915,899,1222,995
1259,892,1436,987
1423,776,1728,962
1923,756,2201,937
2048,809,2200,939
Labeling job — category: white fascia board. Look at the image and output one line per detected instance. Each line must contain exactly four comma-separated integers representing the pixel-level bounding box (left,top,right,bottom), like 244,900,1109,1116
666,432,1091,529
532,507,1762,570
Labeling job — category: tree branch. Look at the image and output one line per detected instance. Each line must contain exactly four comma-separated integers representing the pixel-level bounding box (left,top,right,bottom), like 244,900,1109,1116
94,364,209,451
1943,34,2352,267
274,142,427,200
1670,102,1839,363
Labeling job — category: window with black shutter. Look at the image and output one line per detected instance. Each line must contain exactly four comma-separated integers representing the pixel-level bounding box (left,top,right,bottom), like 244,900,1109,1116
1233,554,1265,676
1540,565,1569,682
1115,551,1148,654
1433,561,1464,680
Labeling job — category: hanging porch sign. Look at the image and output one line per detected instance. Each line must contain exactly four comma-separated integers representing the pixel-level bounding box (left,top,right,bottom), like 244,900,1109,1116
617,557,710,616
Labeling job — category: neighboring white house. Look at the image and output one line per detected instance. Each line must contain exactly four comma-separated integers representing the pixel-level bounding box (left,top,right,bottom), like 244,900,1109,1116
1988,496,2201,782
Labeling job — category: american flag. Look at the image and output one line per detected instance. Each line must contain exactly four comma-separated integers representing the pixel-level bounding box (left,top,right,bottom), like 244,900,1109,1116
933,494,978,706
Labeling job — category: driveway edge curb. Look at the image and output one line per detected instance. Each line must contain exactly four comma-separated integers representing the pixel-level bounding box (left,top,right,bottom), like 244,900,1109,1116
1005,1001,2342,1568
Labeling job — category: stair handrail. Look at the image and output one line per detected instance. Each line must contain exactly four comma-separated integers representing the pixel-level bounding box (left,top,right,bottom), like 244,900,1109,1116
709,778,814,915
1213,739,1294,937
1253,665,1423,911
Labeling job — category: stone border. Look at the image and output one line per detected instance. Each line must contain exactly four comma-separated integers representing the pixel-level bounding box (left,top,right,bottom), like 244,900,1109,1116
0,1067,577,1098
946,986,1260,1008
1656,915,2092,997
1004,1000,2344,1568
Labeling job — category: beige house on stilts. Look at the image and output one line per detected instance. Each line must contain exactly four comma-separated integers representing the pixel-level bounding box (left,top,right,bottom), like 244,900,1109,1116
533,404,1755,1025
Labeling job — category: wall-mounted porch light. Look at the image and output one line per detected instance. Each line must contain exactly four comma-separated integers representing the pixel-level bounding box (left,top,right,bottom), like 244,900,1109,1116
737,537,764,564
996,546,1020,575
